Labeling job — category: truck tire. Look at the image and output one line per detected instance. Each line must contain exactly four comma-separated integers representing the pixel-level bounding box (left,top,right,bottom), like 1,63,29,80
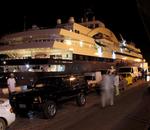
0,118,6,130
76,93,86,106
42,101,57,119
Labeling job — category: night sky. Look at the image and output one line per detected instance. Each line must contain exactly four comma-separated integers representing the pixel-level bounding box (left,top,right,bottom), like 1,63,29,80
0,0,150,62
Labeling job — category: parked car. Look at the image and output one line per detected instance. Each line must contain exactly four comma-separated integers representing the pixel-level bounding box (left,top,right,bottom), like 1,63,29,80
0,98,16,130
84,71,105,95
119,75,128,91
10,75,88,119
118,66,139,80
119,73,133,86
84,71,102,87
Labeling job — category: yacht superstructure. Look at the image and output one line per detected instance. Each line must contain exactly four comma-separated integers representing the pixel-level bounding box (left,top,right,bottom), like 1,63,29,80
0,17,145,86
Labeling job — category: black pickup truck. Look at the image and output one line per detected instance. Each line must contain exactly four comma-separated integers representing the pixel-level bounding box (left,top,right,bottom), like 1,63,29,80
10,75,88,118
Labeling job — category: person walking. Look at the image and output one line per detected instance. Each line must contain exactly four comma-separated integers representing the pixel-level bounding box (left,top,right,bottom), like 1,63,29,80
114,72,120,96
7,73,16,98
101,70,115,108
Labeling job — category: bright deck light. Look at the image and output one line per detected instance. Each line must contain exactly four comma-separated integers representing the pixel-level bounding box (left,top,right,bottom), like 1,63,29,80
112,51,116,59
120,48,123,53
122,40,126,46
80,41,83,47
98,47,102,57
3,61,6,65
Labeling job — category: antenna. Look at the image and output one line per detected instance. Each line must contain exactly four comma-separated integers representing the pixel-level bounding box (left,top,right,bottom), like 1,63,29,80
119,34,124,41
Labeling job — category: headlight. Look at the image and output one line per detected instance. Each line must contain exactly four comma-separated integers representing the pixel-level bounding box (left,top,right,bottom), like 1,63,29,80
13,97,16,100
34,97,38,101
69,76,76,81
34,97,42,103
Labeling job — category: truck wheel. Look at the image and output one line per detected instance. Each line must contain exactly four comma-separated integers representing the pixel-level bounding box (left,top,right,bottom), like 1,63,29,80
0,118,6,130
42,101,57,119
76,93,86,106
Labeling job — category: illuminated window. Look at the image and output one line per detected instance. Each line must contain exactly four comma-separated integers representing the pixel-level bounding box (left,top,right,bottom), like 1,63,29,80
47,65,65,72
65,40,72,45
69,48,74,51
122,57,127,60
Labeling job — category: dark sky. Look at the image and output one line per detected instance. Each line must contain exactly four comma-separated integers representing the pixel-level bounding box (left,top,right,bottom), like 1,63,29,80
0,0,150,62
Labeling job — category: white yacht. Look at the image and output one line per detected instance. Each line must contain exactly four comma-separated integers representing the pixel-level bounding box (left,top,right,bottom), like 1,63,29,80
0,17,145,86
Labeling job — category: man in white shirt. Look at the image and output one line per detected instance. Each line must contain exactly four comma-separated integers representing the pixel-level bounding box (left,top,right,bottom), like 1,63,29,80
114,72,120,96
7,73,16,94
110,66,116,74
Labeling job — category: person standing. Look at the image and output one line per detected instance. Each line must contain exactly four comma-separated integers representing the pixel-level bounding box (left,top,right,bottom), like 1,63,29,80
7,73,16,96
101,70,115,108
114,72,120,96
110,66,116,74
